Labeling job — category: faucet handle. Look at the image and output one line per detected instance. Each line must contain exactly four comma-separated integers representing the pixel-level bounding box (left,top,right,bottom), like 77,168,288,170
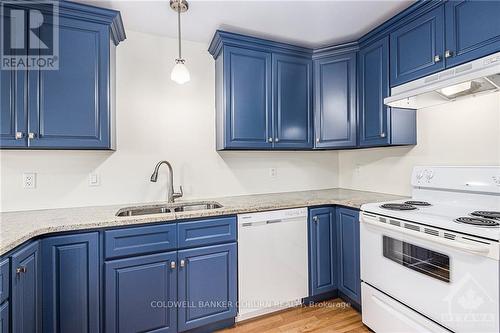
173,185,183,199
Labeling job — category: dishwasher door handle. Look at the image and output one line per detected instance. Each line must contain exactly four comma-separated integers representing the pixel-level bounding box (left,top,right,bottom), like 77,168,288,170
266,219,282,224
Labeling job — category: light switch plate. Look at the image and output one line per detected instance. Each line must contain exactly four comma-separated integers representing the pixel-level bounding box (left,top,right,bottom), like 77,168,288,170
269,167,277,179
89,173,100,186
23,172,36,189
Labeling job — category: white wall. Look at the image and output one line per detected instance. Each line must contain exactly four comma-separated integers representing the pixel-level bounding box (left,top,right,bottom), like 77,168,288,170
338,93,500,196
0,30,339,212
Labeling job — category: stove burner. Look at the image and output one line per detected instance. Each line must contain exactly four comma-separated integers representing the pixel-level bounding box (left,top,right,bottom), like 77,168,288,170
380,203,417,211
471,211,500,220
455,217,500,227
404,201,431,206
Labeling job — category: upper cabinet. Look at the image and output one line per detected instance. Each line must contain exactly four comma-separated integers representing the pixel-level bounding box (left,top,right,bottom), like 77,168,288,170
358,38,390,146
273,54,313,149
390,1,500,86
314,52,357,149
358,37,416,147
219,46,272,149
444,0,500,67
0,2,125,150
210,31,313,150
390,5,445,87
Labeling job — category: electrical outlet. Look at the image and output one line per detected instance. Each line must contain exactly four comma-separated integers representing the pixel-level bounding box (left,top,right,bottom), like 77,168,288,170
269,167,277,179
23,172,36,189
89,173,100,186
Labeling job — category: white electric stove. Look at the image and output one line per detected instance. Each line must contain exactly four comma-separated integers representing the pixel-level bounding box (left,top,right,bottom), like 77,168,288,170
360,166,500,333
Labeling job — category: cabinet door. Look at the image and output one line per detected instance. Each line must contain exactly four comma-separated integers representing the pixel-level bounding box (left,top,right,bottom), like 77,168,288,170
177,243,237,332
11,241,40,333
27,16,111,148
308,207,337,296
359,37,390,147
390,5,445,86
445,0,500,67
0,301,8,333
105,252,177,333
42,233,99,333
223,46,272,149
314,53,357,149
273,54,312,149
0,6,27,148
336,208,361,306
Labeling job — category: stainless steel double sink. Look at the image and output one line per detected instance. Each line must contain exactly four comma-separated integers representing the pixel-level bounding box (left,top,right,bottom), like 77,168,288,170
116,201,223,217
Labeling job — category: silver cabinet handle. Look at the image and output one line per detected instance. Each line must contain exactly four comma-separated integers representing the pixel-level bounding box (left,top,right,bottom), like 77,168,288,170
275,138,279,142
434,55,441,62
445,50,453,58
316,138,320,143
180,259,186,268
28,132,36,139
312,216,318,223
16,266,27,274
268,137,273,143
380,132,386,138
15,132,24,140
170,261,176,269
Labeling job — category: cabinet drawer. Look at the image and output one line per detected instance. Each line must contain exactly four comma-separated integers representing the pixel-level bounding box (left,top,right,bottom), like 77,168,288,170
0,259,9,304
178,217,237,249
104,224,177,259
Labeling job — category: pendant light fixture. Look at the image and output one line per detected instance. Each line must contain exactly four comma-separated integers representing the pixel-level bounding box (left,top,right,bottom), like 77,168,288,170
170,0,190,84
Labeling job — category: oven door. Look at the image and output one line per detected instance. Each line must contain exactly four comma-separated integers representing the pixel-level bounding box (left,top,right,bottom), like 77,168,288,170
360,213,499,333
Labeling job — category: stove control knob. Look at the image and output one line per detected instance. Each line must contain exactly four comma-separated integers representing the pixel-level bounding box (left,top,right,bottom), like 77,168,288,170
493,176,500,186
425,170,434,183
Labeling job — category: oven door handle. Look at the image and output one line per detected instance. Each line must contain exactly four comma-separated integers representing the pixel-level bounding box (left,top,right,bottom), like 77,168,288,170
362,218,490,254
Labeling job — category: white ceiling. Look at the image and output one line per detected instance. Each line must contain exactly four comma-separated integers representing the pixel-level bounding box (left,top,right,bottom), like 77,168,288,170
77,0,414,48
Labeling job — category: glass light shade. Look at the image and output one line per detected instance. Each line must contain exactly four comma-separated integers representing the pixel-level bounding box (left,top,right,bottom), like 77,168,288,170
170,62,190,84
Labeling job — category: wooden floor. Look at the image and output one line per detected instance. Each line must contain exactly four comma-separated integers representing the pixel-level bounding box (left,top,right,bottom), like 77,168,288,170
218,299,371,333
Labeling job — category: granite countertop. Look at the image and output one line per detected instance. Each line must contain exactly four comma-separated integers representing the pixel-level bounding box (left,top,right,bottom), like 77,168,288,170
0,188,406,256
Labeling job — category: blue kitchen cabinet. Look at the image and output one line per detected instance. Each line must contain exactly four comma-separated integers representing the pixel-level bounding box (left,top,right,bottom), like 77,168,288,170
359,38,390,147
314,53,357,149
444,0,500,67
336,207,361,307
28,14,112,149
11,241,40,333
273,54,313,149
42,233,99,333
0,1,125,149
105,252,178,333
390,5,445,86
359,37,417,147
219,46,272,149
0,301,8,333
308,207,337,296
177,243,237,332
0,5,27,148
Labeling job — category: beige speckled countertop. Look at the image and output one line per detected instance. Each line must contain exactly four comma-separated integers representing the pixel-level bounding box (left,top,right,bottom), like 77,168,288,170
0,188,406,256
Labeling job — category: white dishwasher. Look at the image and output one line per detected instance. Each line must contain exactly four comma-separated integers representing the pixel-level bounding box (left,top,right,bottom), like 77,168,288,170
237,208,309,321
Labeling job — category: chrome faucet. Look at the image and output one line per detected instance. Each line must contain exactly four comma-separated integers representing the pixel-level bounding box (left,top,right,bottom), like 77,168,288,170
150,161,183,203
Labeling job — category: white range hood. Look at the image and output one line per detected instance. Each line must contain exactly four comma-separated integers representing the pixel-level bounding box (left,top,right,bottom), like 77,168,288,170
384,51,500,109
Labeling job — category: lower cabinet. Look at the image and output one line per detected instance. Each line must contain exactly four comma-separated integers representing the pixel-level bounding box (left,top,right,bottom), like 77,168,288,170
177,244,237,332
308,207,337,296
105,243,237,333
308,207,361,307
336,208,361,306
11,241,40,333
105,252,178,333
42,233,100,333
